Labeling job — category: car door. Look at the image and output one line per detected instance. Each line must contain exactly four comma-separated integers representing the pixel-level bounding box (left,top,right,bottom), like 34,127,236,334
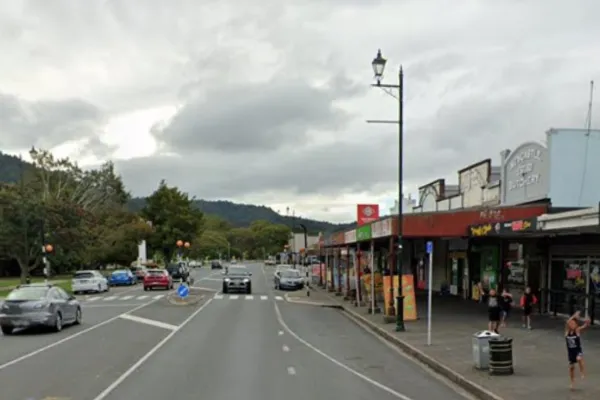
48,288,70,321
57,287,78,321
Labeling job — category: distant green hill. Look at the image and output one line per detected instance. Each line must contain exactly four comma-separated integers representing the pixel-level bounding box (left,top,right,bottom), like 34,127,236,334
128,198,352,234
0,152,352,233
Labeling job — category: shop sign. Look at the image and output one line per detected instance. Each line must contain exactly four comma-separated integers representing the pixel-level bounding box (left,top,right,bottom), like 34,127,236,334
356,225,372,241
371,218,392,238
469,217,538,237
324,237,331,246
501,142,549,205
357,204,380,226
344,229,357,244
331,232,345,245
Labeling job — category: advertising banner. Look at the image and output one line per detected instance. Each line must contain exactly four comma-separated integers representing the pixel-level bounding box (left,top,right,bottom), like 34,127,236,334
371,218,392,238
382,275,418,320
356,225,372,241
357,204,380,226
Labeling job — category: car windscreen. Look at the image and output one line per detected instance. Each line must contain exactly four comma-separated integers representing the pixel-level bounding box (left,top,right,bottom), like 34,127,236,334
112,270,127,275
228,268,249,276
147,270,166,276
6,287,48,301
74,272,95,279
280,270,301,278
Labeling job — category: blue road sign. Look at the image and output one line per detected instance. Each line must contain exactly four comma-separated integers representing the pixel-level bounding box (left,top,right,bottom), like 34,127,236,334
426,241,433,254
177,284,189,298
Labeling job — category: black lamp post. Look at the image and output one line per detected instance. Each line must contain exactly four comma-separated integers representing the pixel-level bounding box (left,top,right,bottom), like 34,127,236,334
369,49,405,332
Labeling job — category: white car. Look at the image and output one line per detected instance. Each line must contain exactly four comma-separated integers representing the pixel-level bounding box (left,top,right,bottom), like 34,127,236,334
72,270,109,294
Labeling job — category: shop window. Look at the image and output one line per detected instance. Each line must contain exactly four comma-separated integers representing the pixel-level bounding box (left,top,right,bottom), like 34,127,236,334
590,259,600,296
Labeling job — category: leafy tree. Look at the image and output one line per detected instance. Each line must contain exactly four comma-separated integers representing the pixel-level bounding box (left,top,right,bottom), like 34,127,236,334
196,230,229,259
141,180,204,263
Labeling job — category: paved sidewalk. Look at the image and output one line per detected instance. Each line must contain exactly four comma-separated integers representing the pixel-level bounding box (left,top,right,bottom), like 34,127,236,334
310,286,599,400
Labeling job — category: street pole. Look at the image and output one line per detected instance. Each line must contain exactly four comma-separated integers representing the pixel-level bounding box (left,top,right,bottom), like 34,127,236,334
369,50,404,330
427,241,433,346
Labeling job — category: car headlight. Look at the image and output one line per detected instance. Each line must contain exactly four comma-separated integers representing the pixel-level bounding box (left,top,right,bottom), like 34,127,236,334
33,302,49,310
243,278,249,283
224,278,230,282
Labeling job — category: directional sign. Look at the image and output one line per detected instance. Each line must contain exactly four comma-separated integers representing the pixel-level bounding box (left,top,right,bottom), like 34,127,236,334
177,284,189,298
426,241,433,254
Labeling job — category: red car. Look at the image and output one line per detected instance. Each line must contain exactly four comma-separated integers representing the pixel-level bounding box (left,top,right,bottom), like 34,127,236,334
143,269,173,291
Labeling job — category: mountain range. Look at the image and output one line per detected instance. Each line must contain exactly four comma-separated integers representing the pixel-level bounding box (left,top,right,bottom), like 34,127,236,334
0,152,352,234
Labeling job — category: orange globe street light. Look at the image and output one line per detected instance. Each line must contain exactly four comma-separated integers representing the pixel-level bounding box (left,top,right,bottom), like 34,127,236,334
176,240,183,247
184,241,190,249
44,244,53,253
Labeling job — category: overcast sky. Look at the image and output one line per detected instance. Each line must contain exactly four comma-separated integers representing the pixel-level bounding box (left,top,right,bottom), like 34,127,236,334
2,0,599,223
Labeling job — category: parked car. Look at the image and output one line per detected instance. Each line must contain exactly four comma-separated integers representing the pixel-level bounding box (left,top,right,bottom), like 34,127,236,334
274,269,304,290
130,266,148,281
211,260,223,270
166,263,189,282
72,270,109,294
222,266,252,294
143,269,173,291
109,269,136,286
0,283,82,334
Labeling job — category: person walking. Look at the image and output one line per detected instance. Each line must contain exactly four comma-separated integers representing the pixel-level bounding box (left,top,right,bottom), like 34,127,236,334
487,288,501,333
500,288,513,327
520,286,538,329
565,311,590,389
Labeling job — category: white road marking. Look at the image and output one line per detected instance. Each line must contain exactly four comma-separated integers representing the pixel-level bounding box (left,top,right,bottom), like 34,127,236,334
137,295,149,300
229,295,239,300
91,298,214,400
83,304,145,308
152,294,165,300
282,345,290,352
121,295,134,300
0,300,160,371
273,302,415,400
103,296,117,301
260,295,268,300
87,296,101,302
278,330,284,336
119,314,178,331
214,294,224,299
275,296,283,301
287,366,296,375
245,295,254,300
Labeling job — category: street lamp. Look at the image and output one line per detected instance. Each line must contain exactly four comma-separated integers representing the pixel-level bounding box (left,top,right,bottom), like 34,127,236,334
369,49,405,332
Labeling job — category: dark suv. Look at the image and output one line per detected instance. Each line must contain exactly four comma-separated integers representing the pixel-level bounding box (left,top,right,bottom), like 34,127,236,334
211,260,223,270
167,263,189,282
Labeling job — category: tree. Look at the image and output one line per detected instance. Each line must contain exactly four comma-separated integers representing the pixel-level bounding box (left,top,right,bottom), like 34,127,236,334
250,220,290,257
141,180,204,263
196,230,229,259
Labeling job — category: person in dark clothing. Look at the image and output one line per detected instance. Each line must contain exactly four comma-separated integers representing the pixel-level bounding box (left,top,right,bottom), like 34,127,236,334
487,289,501,333
500,288,513,327
565,311,590,389
520,286,538,329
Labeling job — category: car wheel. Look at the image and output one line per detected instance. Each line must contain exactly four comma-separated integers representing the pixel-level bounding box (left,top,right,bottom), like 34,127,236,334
53,312,63,332
246,285,252,294
222,285,228,294
144,286,149,291
97,284,102,293
1,325,14,335
73,291,79,295
74,307,82,325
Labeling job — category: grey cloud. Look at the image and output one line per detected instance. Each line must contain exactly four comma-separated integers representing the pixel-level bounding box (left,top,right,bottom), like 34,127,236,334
152,77,355,154
0,93,108,151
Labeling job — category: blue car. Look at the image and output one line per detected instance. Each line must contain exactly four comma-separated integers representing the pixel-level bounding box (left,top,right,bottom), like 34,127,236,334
109,269,136,286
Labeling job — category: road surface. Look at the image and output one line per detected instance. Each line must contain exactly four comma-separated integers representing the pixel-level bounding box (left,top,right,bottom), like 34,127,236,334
0,263,472,400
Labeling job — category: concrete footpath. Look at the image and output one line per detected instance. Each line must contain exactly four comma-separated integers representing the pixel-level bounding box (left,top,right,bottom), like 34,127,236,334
304,286,599,400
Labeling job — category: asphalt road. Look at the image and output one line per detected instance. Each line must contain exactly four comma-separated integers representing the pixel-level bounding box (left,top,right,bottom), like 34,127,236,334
0,263,472,400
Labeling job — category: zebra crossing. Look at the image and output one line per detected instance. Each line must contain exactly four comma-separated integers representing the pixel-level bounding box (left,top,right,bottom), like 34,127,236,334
213,294,284,301
80,294,166,303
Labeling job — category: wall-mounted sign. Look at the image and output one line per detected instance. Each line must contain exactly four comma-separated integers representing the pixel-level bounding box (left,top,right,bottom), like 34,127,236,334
371,218,392,238
344,229,356,244
501,142,549,205
469,217,538,237
356,225,372,241
357,204,379,226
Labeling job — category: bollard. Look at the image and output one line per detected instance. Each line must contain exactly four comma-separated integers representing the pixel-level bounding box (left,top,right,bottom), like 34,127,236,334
489,337,514,375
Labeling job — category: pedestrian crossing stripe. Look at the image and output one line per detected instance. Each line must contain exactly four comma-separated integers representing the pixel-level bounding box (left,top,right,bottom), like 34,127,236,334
82,294,166,302
212,294,284,301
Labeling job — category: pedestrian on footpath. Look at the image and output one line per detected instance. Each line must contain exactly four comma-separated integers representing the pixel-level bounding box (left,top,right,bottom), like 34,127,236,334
565,311,590,389
487,288,501,334
500,288,513,327
520,286,537,329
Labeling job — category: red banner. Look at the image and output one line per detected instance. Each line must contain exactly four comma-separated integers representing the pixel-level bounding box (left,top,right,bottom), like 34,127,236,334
357,204,379,226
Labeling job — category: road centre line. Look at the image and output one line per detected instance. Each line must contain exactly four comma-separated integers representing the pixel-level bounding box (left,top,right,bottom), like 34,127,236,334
91,298,214,400
0,299,160,371
83,304,148,308
119,314,178,331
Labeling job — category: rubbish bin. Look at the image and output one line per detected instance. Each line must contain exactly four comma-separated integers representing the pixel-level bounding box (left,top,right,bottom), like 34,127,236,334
489,336,514,375
472,330,499,370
